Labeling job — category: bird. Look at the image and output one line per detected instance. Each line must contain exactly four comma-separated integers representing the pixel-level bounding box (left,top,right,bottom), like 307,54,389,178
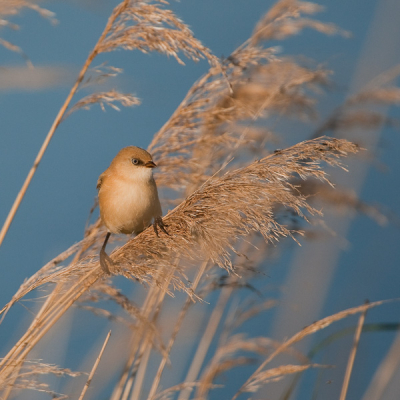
97,146,168,274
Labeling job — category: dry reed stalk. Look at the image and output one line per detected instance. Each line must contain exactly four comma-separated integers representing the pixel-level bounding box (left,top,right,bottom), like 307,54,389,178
0,239,84,324
84,284,164,349
243,364,326,387
147,261,209,400
194,291,303,400
339,305,368,400
127,238,268,399
129,268,177,400
110,285,159,400
154,382,203,400
78,330,112,400
361,329,400,400
174,240,273,400
0,268,101,398
177,283,233,400
110,267,176,400
0,0,129,248
143,238,273,400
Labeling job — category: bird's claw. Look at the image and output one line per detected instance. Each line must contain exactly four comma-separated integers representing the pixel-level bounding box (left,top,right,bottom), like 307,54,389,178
100,249,113,274
153,216,169,237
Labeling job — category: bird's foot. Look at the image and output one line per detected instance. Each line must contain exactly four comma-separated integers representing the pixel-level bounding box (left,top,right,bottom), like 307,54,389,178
153,216,169,237
100,249,113,274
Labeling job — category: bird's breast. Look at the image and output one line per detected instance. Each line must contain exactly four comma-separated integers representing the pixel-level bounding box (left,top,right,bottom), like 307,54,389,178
99,175,161,235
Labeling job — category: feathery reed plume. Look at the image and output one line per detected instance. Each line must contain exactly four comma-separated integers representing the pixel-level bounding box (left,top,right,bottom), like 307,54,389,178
148,0,348,200
65,90,141,116
111,137,359,279
0,1,56,60
96,1,218,66
251,0,347,44
0,65,73,91
0,1,55,22
150,54,332,197
0,360,81,399
314,64,400,138
296,179,390,226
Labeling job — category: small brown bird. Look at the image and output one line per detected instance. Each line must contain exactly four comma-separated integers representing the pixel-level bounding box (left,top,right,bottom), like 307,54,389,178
97,146,167,273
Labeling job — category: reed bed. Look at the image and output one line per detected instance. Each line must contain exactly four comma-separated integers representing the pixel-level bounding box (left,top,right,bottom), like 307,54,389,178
1,1,399,399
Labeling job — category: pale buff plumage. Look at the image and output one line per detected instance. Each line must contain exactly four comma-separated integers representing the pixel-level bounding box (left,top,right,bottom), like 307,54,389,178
97,146,167,273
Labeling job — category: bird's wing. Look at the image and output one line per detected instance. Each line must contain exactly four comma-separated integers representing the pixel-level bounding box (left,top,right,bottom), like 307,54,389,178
97,172,106,191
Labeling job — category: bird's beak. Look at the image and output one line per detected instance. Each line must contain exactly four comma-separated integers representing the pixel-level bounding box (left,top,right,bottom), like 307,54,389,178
145,160,157,168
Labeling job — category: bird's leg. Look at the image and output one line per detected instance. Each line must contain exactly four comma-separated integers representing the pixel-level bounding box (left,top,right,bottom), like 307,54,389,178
100,232,113,274
153,216,169,237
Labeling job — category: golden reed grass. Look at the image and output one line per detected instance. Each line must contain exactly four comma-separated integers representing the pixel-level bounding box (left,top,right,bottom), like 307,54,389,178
1,0,400,399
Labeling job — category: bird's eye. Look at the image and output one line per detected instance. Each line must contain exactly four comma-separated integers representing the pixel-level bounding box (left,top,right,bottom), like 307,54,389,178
132,158,139,165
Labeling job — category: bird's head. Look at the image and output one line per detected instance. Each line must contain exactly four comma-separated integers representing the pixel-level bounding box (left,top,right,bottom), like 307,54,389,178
110,146,157,181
